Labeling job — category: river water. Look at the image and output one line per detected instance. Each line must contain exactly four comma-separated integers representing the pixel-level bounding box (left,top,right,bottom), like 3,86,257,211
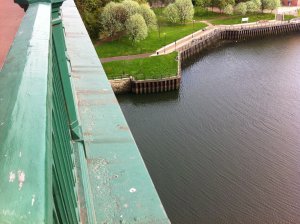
117,34,300,224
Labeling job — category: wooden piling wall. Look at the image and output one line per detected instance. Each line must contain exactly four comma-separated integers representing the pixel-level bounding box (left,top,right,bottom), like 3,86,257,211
180,22,300,61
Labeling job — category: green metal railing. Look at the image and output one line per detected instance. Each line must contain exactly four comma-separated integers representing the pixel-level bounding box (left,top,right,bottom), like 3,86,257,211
52,1,82,222
0,0,82,223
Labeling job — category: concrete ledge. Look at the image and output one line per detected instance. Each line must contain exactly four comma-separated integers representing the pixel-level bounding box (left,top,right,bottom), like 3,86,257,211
62,0,170,223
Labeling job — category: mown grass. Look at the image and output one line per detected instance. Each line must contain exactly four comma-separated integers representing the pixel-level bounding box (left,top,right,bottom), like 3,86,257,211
96,7,296,58
96,22,207,58
102,52,178,80
211,13,295,25
194,7,224,20
194,7,296,24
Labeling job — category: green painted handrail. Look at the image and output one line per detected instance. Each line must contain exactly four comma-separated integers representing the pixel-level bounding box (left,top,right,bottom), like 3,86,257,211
0,1,80,223
0,3,53,223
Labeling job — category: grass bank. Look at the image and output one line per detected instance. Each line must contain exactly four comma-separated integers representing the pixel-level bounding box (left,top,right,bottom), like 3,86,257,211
102,52,178,80
194,8,295,25
96,23,207,58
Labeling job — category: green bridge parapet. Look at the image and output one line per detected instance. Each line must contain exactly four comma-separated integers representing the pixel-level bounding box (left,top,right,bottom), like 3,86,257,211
0,0,169,223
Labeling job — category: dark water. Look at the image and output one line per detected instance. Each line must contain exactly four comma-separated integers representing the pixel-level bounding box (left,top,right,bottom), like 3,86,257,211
117,35,300,224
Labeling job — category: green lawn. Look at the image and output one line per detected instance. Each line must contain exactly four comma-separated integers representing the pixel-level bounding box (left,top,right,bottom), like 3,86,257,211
210,13,296,25
194,7,224,20
95,7,296,58
96,22,207,58
102,52,178,80
194,7,296,25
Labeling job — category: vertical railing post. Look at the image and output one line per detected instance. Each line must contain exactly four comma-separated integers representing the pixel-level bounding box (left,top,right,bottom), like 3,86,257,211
51,0,83,141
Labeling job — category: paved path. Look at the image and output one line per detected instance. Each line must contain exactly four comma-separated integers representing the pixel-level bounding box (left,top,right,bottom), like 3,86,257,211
100,53,153,63
0,1,24,70
100,18,297,62
100,20,212,63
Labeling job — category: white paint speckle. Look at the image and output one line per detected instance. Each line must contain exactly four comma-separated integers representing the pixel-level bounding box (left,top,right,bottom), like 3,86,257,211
19,152,22,157
129,188,136,193
18,170,25,190
9,171,16,183
31,195,35,206
0,122,4,126
123,204,128,208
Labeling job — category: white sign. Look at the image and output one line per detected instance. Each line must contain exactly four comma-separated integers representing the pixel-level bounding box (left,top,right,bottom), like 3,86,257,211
241,17,249,23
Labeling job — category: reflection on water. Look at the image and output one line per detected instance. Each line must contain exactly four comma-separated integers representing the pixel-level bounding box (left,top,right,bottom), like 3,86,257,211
117,34,300,224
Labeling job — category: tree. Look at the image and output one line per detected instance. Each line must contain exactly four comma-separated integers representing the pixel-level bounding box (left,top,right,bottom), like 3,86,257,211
267,0,281,12
252,0,262,9
81,9,102,39
122,0,141,16
235,2,247,15
75,0,107,39
125,14,148,42
140,4,157,30
175,0,194,23
261,0,280,11
195,0,211,9
217,0,234,11
224,4,233,14
164,4,180,23
101,2,122,37
246,0,260,12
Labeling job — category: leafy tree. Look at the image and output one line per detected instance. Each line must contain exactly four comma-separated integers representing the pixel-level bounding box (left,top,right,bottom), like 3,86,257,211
175,0,194,23
261,0,279,11
224,4,234,14
217,0,234,11
164,4,180,23
195,0,211,9
125,14,148,42
81,9,102,39
235,2,247,15
75,0,106,39
252,0,262,9
246,0,259,12
122,0,141,16
101,2,122,37
267,0,281,11
140,4,157,29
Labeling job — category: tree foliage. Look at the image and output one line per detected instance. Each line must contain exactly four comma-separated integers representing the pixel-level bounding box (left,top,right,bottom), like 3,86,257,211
217,0,235,10
122,0,141,16
125,14,148,42
224,4,234,14
101,2,122,37
140,4,157,30
235,2,247,15
164,4,180,23
75,0,106,39
246,0,259,12
101,0,157,39
252,0,262,9
261,0,280,11
174,0,194,23
194,0,211,9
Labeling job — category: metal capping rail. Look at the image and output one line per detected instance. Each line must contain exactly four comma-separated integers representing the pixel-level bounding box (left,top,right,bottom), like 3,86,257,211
0,0,84,223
